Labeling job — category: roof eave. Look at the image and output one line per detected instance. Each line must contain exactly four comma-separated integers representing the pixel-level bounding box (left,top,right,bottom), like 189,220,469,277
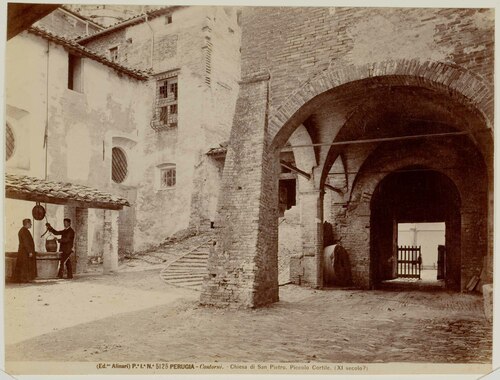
27,27,150,81
76,5,186,44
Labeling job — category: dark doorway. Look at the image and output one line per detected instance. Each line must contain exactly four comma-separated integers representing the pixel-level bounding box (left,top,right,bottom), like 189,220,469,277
370,167,461,290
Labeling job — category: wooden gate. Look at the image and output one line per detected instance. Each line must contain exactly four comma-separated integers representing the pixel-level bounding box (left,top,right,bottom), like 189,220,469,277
397,245,422,279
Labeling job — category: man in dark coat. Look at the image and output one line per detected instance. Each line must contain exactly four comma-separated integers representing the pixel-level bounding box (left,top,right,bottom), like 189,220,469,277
15,218,37,283
46,218,75,279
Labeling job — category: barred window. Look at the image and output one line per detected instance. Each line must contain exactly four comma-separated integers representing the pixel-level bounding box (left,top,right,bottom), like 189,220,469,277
159,106,169,124
159,80,168,98
6,123,14,161
170,82,178,99
160,166,176,188
112,147,127,183
152,71,178,131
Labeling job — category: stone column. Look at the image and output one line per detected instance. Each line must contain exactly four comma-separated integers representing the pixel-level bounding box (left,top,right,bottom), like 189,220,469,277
75,207,89,273
200,72,280,308
103,209,119,274
299,190,324,288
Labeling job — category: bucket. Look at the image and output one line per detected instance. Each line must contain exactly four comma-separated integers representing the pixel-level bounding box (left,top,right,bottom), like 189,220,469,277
45,238,58,252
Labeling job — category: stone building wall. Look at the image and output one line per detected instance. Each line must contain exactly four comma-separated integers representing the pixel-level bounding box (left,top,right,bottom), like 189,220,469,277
79,7,241,250
5,31,152,257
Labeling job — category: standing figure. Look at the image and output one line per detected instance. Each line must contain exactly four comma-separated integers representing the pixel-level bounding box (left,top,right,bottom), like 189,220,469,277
15,218,37,283
46,218,75,279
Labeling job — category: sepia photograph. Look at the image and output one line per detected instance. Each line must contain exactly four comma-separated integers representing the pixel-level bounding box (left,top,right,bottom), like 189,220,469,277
1,0,497,378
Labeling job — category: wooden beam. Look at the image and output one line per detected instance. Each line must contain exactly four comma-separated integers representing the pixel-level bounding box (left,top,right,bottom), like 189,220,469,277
280,160,310,180
324,183,344,194
279,160,343,194
5,190,125,210
288,130,476,149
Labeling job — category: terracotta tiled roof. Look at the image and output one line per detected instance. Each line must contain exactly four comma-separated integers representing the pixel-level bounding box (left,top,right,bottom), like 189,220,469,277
5,174,130,210
76,6,184,43
27,26,150,80
206,146,228,156
59,5,106,29
207,141,228,157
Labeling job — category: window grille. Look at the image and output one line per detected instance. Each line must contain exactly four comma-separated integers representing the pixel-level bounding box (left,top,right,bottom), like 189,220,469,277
170,82,178,99
112,147,127,183
6,124,14,161
151,71,179,131
160,167,176,188
159,80,168,98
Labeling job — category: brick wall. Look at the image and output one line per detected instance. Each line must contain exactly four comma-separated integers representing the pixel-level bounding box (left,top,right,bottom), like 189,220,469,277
200,75,280,307
203,7,493,307
35,8,101,39
335,138,488,290
239,7,494,114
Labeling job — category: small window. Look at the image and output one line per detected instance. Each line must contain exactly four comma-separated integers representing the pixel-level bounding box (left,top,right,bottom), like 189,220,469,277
6,123,15,161
169,104,177,114
160,166,176,188
68,54,83,92
112,147,127,183
165,15,172,24
109,47,118,62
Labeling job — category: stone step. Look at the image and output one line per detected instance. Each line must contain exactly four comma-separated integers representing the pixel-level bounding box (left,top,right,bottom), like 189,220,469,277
161,274,206,280
175,257,208,262
159,237,212,291
169,264,207,269
167,278,205,285
168,268,206,273
186,253,209,258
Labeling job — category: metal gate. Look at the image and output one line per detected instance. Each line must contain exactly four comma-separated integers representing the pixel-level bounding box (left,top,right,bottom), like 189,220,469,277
397,245,422,279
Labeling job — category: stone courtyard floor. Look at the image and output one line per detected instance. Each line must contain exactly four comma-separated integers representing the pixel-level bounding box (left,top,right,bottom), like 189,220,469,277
4,268,492,366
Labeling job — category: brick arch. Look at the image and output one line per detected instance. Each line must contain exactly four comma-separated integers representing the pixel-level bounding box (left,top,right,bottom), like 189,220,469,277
348,139,485,208
288,124,317,191
341,139,488,290
269,59,493,150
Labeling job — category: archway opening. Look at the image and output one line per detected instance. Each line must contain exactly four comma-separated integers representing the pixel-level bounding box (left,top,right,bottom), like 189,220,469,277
397,222,445,283
370,167,461,290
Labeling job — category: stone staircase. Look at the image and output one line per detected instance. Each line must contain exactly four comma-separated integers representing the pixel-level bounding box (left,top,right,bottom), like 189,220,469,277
159,237,214,291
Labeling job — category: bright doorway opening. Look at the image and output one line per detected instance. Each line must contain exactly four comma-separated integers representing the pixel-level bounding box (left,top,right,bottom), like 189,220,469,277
397,222,445,282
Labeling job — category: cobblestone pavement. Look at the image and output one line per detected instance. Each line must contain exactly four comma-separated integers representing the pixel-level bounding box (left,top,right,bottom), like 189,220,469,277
5,270,492,364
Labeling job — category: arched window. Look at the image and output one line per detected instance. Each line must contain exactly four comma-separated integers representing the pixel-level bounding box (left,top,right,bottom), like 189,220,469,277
112,147,127,183
6,123,15,161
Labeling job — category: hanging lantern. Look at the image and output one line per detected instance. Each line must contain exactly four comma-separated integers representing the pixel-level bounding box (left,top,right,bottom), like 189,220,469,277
32,202,46,221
